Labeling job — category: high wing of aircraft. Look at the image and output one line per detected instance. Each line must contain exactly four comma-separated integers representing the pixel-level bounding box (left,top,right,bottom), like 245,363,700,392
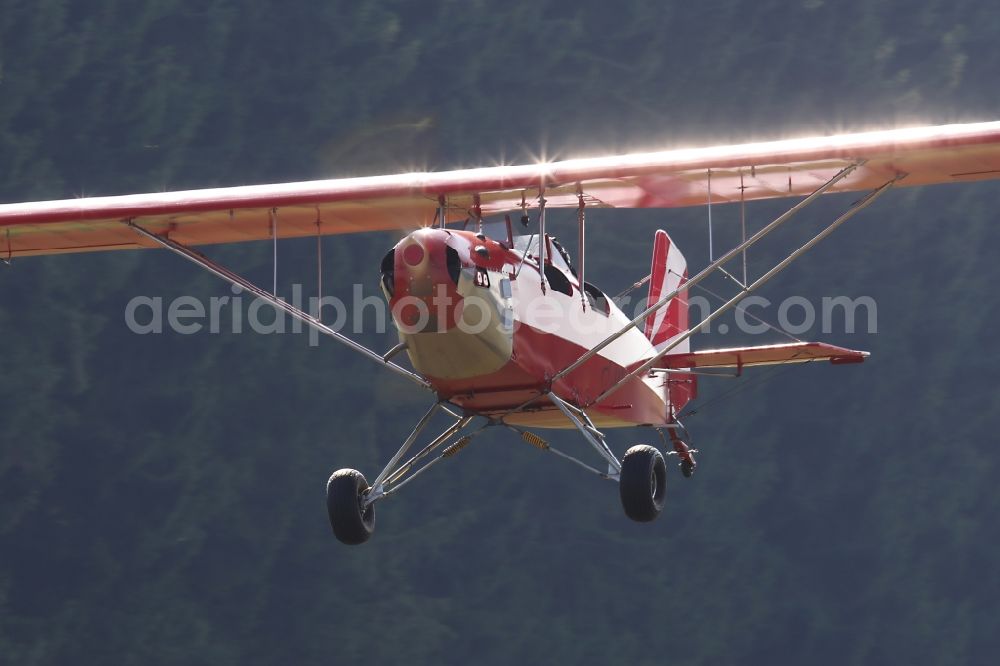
4,121,1000,257
3,121,1000,544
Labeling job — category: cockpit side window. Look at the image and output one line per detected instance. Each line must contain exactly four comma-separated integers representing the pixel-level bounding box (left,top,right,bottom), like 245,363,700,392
544,264,574,296
549,237,577,278
583,282,610,315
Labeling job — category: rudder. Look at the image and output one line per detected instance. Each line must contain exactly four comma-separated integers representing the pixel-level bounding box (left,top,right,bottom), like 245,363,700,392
644,229,696,417
643,229,689,355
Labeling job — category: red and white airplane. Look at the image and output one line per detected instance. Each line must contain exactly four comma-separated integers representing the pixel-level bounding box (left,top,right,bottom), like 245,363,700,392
3,122,1000,544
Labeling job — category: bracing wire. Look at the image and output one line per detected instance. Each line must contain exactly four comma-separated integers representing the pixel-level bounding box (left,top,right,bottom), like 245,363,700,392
740,170,748,285
316,215,323,322
707,168,714,262
678,357,819,420
271,209,278,296
668,258,817,419
677,269,803,343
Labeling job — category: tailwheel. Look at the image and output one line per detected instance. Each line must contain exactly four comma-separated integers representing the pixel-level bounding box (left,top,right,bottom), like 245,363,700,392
326,469,375,545
670,439,698,478
619,444,667,522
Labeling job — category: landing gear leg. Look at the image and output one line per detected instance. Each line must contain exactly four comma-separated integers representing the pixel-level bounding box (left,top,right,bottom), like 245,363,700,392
326,402,480,545
665,424,698,478
541,393,671,522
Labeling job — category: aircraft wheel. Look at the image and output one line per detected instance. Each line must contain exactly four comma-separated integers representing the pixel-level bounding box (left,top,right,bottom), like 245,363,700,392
326,469,375,545
680,459,695,478
619,444,667,522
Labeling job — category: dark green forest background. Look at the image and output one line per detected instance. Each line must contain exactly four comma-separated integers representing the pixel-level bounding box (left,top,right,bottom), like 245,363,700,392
2,1,1000,664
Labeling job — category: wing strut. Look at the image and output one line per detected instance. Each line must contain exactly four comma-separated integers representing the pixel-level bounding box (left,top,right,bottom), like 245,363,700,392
591,177,897,405
707,168,714,261
125,221,432,391
437,195,447,229
315,213,325,319
270,209,278,295
549,393,621,477
740,170,748,286
538,188,548,293
577,188,587,311
551,161,864,385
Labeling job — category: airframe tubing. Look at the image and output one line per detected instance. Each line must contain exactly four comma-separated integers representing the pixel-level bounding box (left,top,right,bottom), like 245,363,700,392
548,393,621,475
550,162,862,384
615,273,651,299
369,402,441,491
505,423,617,479
578,191,587,310
466,164,864,429
377,422,489,499
591,178,896,405
126,221,431,390
538,191,548,292
546,445,616,479
364,414,474,506
382,415,473,487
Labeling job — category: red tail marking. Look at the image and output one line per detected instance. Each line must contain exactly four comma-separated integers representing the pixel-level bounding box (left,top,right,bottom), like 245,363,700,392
643,230,689,353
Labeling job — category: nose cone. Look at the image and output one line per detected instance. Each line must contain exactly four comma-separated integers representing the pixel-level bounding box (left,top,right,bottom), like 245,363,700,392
401,241,425,267
390,228,459,332
394,229,437,298
381,228,514,380
383,228,514,381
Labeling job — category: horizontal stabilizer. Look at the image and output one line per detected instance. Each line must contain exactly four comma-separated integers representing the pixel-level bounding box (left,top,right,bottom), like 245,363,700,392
660,341,868,370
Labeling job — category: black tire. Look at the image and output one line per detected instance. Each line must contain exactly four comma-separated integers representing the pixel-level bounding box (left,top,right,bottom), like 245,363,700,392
619,444,667,522
680,459,695,478
326,469,375,545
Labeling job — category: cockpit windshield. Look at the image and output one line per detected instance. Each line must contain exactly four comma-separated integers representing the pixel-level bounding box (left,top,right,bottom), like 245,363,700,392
480,218,512,247
549,237,575,277
476,217,576,279
511,234,576,278
512,234,540,259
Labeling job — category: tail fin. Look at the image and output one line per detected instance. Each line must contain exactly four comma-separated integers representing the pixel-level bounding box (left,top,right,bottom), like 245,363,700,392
644,229,689,355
